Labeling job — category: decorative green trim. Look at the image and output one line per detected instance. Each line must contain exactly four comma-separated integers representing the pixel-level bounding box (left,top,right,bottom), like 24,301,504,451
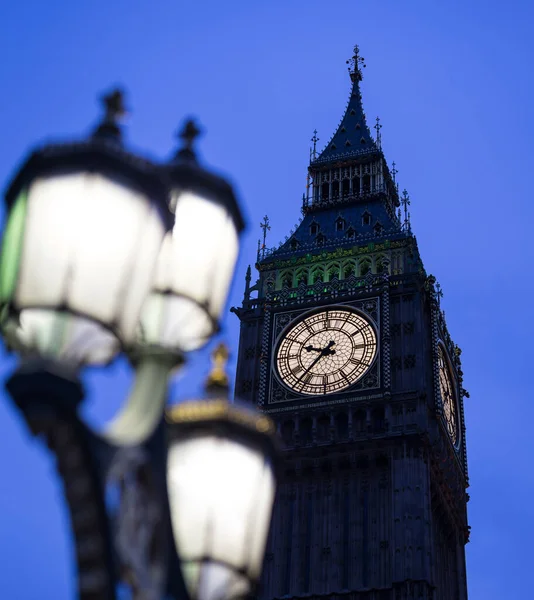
0,189,27,303
257,238,409,272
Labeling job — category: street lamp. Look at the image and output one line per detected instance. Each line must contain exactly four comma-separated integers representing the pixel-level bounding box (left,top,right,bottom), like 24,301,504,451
0,90,173,366
167,355,278,600
0,90,279,600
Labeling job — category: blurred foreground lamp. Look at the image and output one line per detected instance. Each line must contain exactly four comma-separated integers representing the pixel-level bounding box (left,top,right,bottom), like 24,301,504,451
166,347,278,600
0,90,172,365
138,120,245,353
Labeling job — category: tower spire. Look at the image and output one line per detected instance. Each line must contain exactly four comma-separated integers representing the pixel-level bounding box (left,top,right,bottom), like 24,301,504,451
312,44,377,165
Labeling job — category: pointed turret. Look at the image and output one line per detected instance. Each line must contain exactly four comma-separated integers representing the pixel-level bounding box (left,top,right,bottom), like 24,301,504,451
312,46,378,165
303,45,399,217
257,45,407,265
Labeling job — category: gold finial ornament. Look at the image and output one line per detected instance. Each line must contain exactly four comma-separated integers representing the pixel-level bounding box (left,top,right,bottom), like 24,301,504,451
205,342,230,392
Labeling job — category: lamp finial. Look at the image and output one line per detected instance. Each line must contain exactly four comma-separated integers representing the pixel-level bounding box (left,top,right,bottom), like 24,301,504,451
92,88,127,141
175,118,202,160
205,343,230,394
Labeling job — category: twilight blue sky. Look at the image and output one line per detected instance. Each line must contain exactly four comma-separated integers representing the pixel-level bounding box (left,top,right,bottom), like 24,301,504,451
0,0,533,597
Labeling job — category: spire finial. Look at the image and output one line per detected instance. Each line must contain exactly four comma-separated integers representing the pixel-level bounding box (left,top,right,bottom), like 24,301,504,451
260,215,271,260
391,161,398,184
92,88,127,141
204,342,230,395
391,162,400,193
175,118,202,160
401,189,411,232
311,129,319,160
435,281,444,307
244,265,252,301
374,116,382,149
346,45,366,82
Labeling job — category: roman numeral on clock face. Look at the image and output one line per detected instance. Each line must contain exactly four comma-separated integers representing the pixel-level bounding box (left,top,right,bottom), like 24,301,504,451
297,372,313,388
291,364,304,376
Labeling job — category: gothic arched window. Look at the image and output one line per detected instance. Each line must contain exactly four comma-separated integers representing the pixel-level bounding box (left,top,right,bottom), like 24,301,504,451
335,413,349,440
376,256,389,274
359,260,371,277
332,181,340,198
311,267,324,284
372,407,386,433
342,261,356,278
317,415,330,441
327,263,340,281
362,211,371,226
336,217,345,232
280,271,293,289
353,409,366,433
295,268,309,286
281,420,295,447
300,418,313,444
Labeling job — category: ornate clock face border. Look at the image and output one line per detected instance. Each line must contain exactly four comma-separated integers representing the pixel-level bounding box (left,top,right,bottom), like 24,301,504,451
266,297,381,405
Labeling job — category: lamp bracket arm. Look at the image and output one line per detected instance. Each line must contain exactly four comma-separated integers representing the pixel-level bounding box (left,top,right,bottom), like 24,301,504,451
103,353,180,446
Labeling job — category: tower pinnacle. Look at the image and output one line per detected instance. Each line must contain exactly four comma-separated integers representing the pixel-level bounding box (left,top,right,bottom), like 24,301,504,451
346,44,366,82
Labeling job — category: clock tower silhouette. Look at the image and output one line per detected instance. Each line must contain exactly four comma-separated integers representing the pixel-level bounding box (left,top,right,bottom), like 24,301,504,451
232,46,469,600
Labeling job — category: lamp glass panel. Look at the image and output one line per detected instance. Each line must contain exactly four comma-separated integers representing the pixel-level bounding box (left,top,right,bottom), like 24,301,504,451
5,309,118,365
139,192,239,351
247,460,276,578
194,562,249,600
139,293,212,352
167,434,275,582
166,192,238,316
15,173,165,347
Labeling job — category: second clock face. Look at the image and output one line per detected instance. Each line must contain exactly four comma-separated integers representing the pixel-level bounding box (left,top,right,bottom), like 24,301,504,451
275,307,377,395
437,345,458,445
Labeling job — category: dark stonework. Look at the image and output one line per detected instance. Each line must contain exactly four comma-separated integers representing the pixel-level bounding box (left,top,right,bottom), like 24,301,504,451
232,50,469,600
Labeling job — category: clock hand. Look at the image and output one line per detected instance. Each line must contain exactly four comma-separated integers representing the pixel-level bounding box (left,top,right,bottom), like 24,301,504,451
321,340,336,356
302,352,326,375
304,345,322,353
299,341,337,380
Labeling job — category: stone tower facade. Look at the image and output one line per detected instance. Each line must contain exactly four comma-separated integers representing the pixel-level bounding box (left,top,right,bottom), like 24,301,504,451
232,46,469,600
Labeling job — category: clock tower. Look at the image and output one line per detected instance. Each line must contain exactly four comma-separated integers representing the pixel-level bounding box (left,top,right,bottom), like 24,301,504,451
232,46,469,600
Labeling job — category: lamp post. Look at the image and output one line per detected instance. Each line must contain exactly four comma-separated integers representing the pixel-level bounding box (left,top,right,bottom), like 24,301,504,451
0,91,279,600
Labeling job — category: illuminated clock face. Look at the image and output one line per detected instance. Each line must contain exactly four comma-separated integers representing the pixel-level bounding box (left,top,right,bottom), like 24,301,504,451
275,307,377,396
437,345,458,444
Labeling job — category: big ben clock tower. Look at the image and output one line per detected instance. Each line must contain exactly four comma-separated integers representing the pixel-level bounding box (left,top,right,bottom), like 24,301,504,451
232,46,469,600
